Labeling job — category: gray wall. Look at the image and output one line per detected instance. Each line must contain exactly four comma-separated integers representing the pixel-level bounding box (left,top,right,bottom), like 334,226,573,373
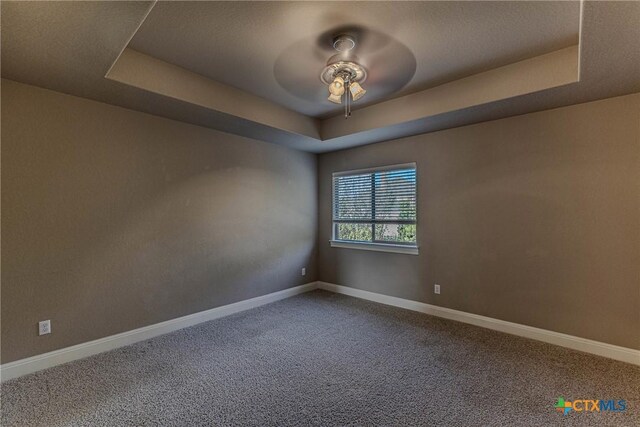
2,78,638,364
1,79,318,363
318,93,640,350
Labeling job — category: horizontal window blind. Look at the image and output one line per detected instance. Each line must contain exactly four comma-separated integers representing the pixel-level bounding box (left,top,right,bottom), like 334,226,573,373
332,164,417,245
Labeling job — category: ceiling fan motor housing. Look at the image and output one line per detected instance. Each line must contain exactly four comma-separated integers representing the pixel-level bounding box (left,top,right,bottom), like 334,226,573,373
320,54,367,85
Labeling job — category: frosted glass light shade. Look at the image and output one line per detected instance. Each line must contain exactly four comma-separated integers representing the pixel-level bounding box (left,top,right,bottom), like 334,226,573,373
328,93,343,104
349,82,366,101
329,76,345,96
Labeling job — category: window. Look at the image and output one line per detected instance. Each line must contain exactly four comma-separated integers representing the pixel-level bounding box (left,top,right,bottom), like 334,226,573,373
331,163,417,255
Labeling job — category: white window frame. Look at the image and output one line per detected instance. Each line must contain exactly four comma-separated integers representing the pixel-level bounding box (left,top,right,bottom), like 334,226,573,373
330,162,418,255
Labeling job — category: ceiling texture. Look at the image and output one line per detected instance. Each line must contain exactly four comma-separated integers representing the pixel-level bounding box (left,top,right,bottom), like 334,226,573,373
2,1,639,153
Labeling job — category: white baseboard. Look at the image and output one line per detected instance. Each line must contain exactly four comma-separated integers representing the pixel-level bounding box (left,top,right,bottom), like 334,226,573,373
317,281,640,366
0,282,318,382
4,280,637,382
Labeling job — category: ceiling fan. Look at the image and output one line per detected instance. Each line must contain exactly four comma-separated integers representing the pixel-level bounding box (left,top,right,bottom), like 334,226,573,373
320,35,367,119
273,26,415,119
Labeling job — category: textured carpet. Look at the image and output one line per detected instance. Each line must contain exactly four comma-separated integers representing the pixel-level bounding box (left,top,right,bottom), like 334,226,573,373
1,290,639,426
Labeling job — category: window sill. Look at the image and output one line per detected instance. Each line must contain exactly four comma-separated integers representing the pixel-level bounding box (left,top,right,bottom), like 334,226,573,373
329,240,419,255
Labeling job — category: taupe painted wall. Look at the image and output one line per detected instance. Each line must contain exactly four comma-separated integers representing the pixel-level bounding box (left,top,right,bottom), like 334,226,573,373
1,79,318,363
318,93,640,350
2,79,638,365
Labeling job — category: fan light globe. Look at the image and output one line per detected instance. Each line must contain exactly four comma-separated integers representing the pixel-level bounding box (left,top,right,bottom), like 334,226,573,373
329,76,345,96
328,93,343,104
349,82,366,101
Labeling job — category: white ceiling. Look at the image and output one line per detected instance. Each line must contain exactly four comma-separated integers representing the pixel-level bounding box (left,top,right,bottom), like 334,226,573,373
129,1,580,118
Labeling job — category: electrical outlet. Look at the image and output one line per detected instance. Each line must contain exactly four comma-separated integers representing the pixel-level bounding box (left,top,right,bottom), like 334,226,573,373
39,320,51,336
301,267,306,276
434,284,441,295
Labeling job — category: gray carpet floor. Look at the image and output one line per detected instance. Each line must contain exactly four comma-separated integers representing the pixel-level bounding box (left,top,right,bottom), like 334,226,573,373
1,290,639,426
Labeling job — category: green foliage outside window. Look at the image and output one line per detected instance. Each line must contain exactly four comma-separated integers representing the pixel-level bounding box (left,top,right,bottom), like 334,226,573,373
338,202,416,244
337,223,372,242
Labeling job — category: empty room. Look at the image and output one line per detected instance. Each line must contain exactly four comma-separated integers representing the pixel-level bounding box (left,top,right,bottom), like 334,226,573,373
1,1,639,425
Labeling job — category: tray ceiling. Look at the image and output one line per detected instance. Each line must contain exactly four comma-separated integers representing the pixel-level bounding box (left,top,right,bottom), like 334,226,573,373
129,1,580,118
2,1,639,153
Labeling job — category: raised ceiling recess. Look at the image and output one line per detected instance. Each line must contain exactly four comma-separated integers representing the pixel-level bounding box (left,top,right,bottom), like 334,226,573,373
3,1,639,152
